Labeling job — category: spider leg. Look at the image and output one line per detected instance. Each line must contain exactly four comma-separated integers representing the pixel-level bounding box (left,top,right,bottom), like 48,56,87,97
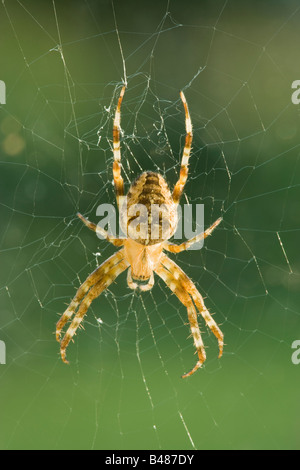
164,217,222,253
56,250,125,344
155,254,224,378
160,253,224,361
172,91,193,205
113,86,126,208
155,263,206,378
77,212,124,247
59,256,129,364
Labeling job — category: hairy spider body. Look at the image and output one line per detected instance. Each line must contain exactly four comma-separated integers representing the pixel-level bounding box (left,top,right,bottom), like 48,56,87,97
56,86,224,378
124,239,163,290
121,171,178,246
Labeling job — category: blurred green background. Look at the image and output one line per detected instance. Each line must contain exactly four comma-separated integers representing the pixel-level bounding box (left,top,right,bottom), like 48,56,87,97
0,0,299,450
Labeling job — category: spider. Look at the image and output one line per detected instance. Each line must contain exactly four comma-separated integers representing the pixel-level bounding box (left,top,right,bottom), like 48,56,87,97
56,86,224,378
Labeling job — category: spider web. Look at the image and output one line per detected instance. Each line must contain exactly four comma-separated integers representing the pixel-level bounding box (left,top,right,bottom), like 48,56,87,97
0,0,299,450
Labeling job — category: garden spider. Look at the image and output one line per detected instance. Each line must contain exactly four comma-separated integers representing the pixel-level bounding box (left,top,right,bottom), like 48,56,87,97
56,86,224,378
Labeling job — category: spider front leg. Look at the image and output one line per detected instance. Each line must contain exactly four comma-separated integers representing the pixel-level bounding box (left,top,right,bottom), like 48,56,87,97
56,250,128,363
113,86,126,208
172,91,193,205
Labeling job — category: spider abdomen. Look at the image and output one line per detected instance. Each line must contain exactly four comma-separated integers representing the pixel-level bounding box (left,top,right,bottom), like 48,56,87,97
122,171,178,245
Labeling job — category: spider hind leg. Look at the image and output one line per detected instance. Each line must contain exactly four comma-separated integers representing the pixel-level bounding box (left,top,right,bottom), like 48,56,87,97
56,250,128,364
156,254,224,378
155,263,207,378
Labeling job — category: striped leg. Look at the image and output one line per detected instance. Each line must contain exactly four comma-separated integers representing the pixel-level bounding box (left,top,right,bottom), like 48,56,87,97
165,217,222,253
182,275,224,360
113,86,126,207
56,250,126,351
77,212,124,247
155,263,206,378
184,304,206,378
172,91,193,204
160,253,224,375
59,256,129,364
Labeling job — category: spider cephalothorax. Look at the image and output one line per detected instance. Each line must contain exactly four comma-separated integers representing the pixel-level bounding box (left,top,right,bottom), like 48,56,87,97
56,86,224,378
